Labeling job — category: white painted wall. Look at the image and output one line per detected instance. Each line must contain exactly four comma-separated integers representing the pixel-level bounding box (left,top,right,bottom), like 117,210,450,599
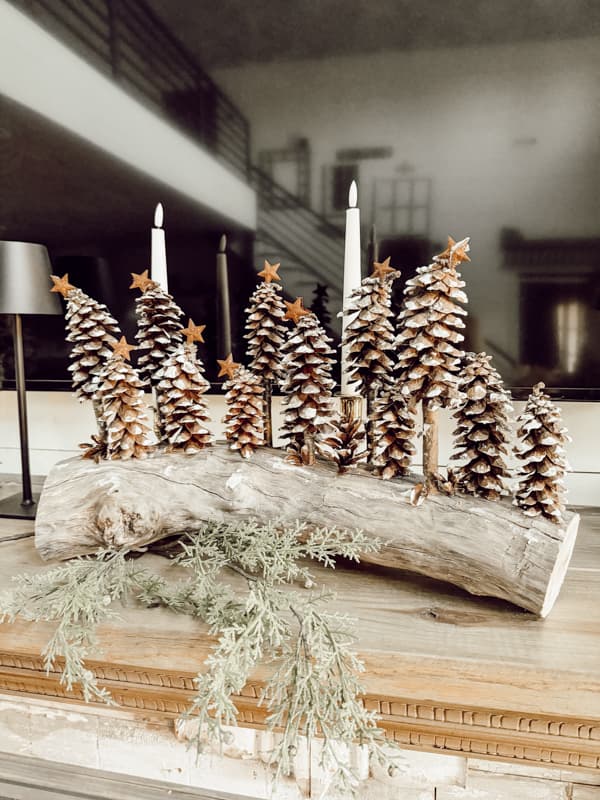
214,38,600,359
0,390,597,506
0,1,256,231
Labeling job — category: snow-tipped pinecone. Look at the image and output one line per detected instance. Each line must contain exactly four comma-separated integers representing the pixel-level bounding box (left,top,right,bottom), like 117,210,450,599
342,273,397,398
450,352,512,501
514,382,571,523
370,385,416,479
319,416,367,474
135,285,184,385
222,366,265,458
155,342,213,452
244,281,288,383
280,312,336,464
65,288,121,400
94,356,157,460
396,240,469,410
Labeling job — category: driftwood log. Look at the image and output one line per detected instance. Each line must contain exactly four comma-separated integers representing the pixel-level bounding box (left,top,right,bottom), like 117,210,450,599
35,444,580,616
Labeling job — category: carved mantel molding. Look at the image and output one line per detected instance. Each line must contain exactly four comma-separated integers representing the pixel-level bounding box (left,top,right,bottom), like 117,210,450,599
1,650,598,773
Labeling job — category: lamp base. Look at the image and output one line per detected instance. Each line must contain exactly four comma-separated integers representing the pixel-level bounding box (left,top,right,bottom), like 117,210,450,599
0,492,39,520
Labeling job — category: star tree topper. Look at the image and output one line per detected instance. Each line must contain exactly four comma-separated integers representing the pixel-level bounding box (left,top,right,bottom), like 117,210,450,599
217,353,241,380
181,318,206,345
371,257,396,279
257,260,281,283
50,273,76,298
129,270,156,292
111,336,136,361
435,236,471,265
284,297,310,324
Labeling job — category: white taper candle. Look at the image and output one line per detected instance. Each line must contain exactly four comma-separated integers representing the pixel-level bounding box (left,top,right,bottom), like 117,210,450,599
341,181,362,395
151,202,168,292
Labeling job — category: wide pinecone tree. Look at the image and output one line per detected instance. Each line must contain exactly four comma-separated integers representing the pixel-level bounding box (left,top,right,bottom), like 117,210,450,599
155,341,213,452
395,236,470,487
132,273,184,386
369,385,416,480
450,352,512,501
280,303,336,465
514,382,571,523
341,259,399,408
94,337,157,460
222,365,265,458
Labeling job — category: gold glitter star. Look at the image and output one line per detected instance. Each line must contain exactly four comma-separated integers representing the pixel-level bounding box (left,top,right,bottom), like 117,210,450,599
50,273,76,298
181,318,206,345
257,260,281,283
284,297,310,324
217,353,240,380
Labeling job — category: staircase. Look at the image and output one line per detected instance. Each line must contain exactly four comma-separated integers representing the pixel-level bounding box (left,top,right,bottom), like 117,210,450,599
250,166,353,333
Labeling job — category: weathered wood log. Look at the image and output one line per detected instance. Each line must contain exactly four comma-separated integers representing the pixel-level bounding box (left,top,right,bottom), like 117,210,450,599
35,444,580,616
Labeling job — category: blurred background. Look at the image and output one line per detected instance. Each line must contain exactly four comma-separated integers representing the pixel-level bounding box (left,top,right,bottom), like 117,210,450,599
1,0,599,394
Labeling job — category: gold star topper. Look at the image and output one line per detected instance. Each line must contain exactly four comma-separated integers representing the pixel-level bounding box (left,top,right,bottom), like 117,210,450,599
436,236,471,265
111,336,136,361
129,270,156,292
50,273,76,298
217,353,240,380
284,297,310,324
258,260,281,283
371,257,397,280
181,318,206,345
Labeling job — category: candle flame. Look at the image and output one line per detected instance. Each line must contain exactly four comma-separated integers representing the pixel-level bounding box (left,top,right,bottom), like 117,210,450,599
154,202,164,228
219,234,227,253
348,181,358,209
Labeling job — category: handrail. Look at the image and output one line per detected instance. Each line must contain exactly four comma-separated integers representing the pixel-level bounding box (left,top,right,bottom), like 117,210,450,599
8,0,251,179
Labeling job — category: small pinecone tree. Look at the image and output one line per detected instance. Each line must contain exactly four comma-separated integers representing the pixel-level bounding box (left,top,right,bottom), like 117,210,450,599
450,352,512,501
280,308,336,465
134,282,184,386
94,338,158,460
222,366,265,458
64,288,121,400
370,385,416,480
342,264,399,408
514,382,571,523
319,416,367,474
155,342,213,452
244,263,288,383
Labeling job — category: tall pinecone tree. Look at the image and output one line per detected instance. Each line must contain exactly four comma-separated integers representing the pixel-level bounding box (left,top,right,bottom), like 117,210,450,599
218,355,265,459
514,382,571,523
396,236,471,489
280,299,336,465
341,258,399,410
244,260,288,447
131,270,184,386
450,352,512,501
155,320,212,452
51,274,121,458
94,337,158,460
370,385,416,480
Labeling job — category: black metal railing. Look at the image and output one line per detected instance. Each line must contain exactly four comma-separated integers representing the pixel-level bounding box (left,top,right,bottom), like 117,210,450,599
9,0,251,178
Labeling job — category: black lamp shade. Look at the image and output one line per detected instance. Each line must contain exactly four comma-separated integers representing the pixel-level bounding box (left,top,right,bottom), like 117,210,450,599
0,241,62,315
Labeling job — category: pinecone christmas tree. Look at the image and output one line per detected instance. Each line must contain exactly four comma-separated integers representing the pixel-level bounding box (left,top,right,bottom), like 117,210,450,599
244,260,288,447
514,382,571,523
131,270,184,386
395,236,471,488
51,274,122,459
370,385,416,480
218,354,265,459
318,415,367,474
155,319,212,453
94,337,158,460
450,352,512,501
280,298,336,465
341,257,399,408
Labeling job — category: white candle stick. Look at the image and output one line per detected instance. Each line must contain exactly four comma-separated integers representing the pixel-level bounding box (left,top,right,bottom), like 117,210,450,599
341,180,362,395
151,202,168,292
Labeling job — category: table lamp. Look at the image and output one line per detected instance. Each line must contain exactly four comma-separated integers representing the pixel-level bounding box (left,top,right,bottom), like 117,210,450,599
0,241,62,518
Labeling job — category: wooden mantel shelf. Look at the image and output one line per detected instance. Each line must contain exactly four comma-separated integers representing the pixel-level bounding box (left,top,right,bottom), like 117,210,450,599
1,510,600,774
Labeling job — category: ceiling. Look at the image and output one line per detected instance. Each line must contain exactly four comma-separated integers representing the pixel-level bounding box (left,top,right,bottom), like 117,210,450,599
145,0,600,70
